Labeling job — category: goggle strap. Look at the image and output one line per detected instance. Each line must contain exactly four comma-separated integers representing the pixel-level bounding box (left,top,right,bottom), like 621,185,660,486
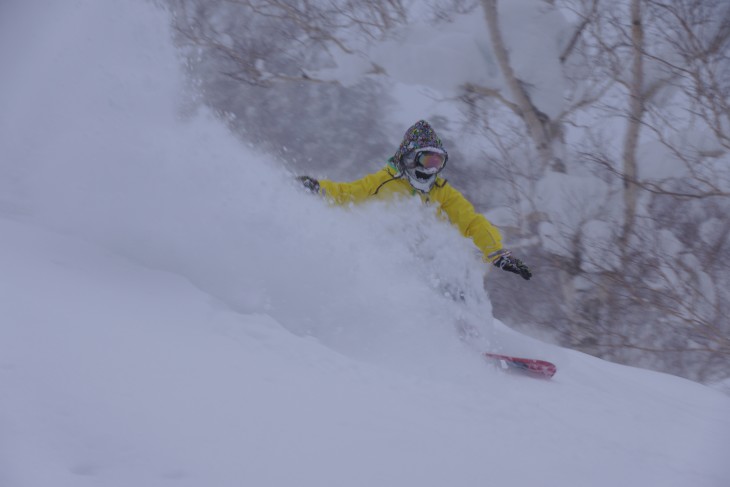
413,147,446,157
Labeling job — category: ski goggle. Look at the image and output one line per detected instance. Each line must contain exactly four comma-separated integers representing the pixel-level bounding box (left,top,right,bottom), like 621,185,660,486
418,151,447,169
404,149,447,170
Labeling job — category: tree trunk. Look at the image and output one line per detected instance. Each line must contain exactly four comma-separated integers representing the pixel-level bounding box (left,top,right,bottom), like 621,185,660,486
481,0,562,171
621,0,644,247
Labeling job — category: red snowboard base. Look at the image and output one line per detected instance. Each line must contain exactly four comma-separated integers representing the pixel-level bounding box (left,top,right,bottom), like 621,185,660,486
484,352,557,379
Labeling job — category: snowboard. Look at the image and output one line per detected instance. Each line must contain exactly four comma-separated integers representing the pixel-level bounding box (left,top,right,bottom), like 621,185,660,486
483,352,557,379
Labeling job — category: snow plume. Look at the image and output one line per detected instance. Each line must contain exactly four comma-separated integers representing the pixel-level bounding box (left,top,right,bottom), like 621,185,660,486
0,0,493,376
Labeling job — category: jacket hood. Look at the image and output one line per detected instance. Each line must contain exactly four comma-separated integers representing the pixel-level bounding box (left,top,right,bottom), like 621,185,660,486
392,120,448,171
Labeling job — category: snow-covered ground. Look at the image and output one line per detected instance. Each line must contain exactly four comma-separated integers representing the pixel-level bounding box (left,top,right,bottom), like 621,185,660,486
1,1,729,486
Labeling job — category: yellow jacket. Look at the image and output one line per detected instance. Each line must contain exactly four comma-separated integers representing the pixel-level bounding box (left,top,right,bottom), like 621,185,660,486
318,162,503,261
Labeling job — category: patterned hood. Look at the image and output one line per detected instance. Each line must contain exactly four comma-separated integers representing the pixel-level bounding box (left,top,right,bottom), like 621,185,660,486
392,120,448,171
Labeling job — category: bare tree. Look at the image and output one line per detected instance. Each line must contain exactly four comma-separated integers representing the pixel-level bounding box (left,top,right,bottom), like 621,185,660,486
620,0,643,244
480,0,565,172
540,0,729,382
171,0,407,86
168,0,405,175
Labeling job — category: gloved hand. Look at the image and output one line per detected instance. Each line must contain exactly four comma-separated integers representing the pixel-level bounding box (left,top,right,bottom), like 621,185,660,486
489,249,532,280
297,176,320,194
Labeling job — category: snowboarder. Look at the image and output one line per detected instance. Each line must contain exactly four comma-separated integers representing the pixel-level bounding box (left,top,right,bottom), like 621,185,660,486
297,120,531,280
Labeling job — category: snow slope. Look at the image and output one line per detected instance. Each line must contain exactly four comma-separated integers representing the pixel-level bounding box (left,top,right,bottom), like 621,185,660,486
1,1,729,486
2,215,729,487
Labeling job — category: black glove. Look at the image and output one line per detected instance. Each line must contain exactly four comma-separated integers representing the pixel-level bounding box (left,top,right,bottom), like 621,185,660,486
297,176,320,194
490,249,532,280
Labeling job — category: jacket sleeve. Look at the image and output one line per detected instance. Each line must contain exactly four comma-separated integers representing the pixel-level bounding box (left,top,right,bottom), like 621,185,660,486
317,170,391,205
437,184,503,261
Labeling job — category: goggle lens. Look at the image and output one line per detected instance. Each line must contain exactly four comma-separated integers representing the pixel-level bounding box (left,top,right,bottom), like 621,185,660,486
417,152,446,169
